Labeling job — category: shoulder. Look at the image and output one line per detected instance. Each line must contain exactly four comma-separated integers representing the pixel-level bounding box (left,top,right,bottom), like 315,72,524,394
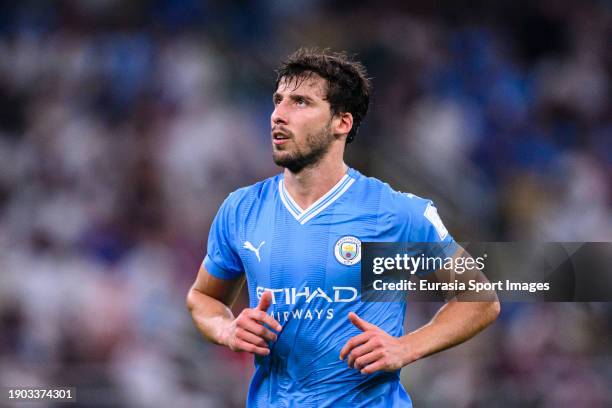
221,173,281,211
352,169,452,242
351,169,433,217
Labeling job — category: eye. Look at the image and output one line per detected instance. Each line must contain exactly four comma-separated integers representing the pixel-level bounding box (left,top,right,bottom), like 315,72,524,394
295,98,307,107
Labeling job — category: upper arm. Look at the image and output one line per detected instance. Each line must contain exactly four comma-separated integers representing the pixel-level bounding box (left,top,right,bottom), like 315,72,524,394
431,245,498,302
190,191,246,308
191,263,246,307
205,193,245,280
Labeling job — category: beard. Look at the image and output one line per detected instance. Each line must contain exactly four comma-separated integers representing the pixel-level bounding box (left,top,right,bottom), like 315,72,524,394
272,122,334,173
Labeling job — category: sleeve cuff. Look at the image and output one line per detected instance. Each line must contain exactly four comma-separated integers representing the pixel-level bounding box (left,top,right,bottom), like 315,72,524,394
203,255,243,280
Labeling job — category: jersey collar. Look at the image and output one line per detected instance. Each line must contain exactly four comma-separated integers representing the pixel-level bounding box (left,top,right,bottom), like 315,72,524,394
278,168,356,225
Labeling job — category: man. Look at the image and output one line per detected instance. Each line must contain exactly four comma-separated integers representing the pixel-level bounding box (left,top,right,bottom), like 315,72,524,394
186,48,500,407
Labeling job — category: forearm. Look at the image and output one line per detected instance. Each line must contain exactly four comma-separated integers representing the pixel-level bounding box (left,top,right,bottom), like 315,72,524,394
186,286,234,346
401,299,500,364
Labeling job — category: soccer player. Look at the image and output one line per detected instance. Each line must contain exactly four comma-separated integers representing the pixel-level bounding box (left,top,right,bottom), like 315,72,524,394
186,48,500,407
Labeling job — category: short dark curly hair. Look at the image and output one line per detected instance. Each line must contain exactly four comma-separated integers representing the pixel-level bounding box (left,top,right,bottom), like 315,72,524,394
275,48,371,144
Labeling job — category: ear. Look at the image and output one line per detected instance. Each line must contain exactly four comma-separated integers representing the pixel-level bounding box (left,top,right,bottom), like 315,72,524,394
332,112,353,139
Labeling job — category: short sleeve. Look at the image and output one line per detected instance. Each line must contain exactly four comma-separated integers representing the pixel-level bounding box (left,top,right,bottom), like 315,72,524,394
203,194,244,280
414,200,454,244
408,200,458,269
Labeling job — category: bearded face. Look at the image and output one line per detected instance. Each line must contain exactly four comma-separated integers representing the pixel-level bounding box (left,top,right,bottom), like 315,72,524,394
271,74,336,173
272,120,333,173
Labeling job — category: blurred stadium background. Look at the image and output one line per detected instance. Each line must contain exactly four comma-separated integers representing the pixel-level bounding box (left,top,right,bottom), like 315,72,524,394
0,1,610,406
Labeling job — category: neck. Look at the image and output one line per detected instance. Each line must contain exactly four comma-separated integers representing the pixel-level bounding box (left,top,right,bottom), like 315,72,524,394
283,153,348,210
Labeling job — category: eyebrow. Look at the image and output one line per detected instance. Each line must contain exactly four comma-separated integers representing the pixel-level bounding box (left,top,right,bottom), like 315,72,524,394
272,92,316,103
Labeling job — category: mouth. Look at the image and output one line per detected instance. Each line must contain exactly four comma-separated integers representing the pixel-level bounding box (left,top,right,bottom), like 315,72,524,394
272,130,291,146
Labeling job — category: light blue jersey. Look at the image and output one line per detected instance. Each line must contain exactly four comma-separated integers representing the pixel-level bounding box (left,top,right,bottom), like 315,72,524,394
204,168,454,407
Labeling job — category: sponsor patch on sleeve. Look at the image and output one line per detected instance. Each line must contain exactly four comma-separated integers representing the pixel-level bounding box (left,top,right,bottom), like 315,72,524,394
424,203,449,241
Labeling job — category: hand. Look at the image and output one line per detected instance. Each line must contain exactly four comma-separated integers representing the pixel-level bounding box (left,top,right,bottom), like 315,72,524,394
339,312,408,374
221,291,282,356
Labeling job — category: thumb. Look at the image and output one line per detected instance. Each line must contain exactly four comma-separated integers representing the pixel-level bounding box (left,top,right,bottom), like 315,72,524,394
348,312,378,332
256,290,273,311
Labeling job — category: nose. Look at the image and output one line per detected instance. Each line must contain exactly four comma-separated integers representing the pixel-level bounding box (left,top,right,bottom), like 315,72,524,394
271,102,288,126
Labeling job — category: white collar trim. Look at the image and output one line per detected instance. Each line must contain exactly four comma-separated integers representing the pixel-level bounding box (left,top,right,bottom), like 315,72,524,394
278,173,355,225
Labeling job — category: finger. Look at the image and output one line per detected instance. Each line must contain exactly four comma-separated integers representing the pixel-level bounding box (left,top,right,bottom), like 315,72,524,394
348,312,379,332
360,359,386,375
347,340,377,368
354,349,383,371
250,309,283,332
241,319,278,343
340,332,373,360
339,332,374,360
236,328,269,349
235,338,270,356
256,290,273,312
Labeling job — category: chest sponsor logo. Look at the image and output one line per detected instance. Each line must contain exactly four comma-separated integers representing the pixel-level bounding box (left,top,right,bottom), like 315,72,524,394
256,286,358,304
334,236,361,265
256,286,358,323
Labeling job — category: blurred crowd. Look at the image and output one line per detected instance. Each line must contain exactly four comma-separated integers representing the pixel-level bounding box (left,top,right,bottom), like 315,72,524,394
0,1,610,406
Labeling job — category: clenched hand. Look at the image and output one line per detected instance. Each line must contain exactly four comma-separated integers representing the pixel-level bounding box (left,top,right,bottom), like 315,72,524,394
340,312,409,374
221,291,282,356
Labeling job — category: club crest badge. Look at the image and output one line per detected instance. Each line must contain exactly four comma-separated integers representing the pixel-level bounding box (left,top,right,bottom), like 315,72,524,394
334,236,361,266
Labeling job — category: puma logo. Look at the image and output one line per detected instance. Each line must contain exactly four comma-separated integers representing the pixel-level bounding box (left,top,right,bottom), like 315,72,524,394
243,241,265,262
